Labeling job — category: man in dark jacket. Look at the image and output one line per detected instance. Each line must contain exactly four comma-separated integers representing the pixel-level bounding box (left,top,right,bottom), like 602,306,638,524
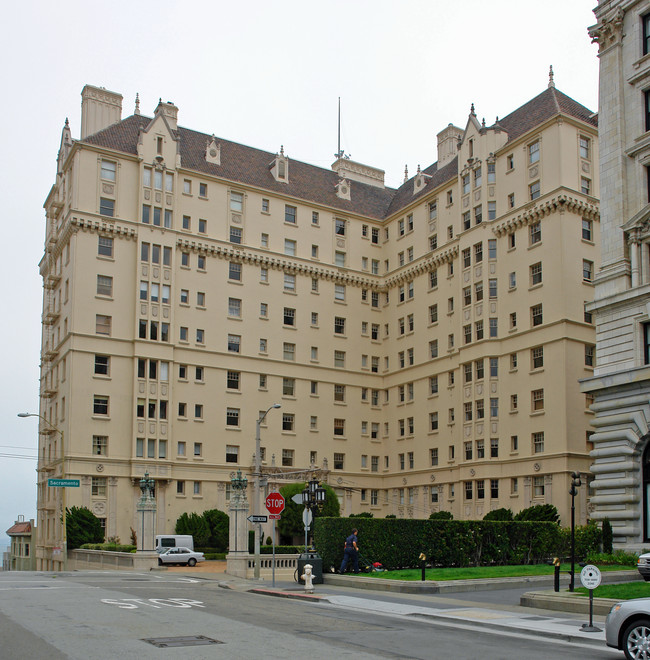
339,528,360,574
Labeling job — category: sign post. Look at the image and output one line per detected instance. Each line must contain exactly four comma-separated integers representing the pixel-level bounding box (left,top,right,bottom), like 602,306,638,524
579,564,602,632
265,494,285,588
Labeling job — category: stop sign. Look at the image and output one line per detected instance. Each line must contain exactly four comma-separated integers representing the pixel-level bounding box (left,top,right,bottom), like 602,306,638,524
265,493,285,515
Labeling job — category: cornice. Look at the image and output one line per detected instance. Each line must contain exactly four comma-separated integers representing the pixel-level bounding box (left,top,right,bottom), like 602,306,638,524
492,193,600,237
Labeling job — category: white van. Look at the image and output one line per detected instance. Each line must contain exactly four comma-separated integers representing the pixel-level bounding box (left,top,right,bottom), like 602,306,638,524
155,535,194,553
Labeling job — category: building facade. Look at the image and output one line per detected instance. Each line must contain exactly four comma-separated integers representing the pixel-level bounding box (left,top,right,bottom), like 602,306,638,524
4,517,36,571
36,80,599,570
585,0,650,550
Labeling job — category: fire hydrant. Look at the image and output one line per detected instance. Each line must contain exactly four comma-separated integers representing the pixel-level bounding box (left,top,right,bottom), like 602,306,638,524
301,563,314,594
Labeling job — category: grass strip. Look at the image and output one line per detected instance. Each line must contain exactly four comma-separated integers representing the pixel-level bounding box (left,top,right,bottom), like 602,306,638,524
575,582,650,600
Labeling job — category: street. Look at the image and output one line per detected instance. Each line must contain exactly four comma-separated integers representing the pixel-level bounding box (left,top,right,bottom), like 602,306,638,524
0,571,621,659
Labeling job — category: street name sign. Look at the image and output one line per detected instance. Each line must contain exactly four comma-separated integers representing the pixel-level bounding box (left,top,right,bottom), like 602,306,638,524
247,515,268,524
265,493,285,516
48,478,80,487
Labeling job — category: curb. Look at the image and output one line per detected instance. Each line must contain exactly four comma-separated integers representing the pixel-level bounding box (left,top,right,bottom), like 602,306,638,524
520,590,621,615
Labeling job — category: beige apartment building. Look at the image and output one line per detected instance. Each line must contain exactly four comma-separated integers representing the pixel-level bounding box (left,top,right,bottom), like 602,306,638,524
36,79,599,570
585,0,650,549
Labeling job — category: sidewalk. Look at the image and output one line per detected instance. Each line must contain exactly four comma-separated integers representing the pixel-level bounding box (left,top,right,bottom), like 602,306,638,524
175,566,617,649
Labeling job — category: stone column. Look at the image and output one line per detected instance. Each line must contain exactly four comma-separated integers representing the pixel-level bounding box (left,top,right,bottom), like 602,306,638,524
226,480,250,578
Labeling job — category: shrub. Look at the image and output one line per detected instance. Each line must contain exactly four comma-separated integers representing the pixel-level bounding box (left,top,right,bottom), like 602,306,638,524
314,518,565,571
79,543,136,553
265,536,273,546
203,509,229,552
66,507,104,550
586,550,638,566
559,520,602,560
483,508,513,522
429,511,453,520
175,512,210,547
349,512,374,518
602,519,613,554
514,504,560,524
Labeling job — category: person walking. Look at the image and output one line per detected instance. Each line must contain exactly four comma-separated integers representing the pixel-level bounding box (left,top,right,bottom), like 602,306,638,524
339,528,360,574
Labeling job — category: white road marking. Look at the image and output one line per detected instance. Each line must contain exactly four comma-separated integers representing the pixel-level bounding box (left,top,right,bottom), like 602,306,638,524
101,597,205,609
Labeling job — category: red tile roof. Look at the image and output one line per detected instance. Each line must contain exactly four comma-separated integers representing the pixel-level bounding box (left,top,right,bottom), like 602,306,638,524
6,522,31,536
82,87,596,221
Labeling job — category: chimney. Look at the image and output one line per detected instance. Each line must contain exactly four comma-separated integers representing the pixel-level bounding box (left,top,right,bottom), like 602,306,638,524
80,85,123,139
154,99,179,131
437,124,463,168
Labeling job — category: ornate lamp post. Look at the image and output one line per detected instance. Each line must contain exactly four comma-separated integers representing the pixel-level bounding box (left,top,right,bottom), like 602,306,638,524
137,472,156,551
253,404,280,579
229,469,249,555
18,412,66,571
301,477,326,549
569,471,582,592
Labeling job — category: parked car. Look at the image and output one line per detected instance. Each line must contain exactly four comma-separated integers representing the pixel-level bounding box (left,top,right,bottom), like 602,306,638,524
157,547,205,567
637,553,650,581
606,597,650,659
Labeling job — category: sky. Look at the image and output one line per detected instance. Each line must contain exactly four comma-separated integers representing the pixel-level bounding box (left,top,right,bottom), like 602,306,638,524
0,0,600,555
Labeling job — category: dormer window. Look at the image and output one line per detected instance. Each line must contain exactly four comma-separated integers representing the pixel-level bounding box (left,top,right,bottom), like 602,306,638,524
205,135,221,165
270,146,289,183
156,136,163,155
335,178,351,200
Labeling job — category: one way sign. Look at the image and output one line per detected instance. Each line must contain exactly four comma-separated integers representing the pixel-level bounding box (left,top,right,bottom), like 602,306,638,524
247,515,268,523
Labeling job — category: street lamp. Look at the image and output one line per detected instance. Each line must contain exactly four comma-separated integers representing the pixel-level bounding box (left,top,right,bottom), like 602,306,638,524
137,472,156,551
253,404,281,579
18,412,67,571
301,477,326,549
569,471,582,592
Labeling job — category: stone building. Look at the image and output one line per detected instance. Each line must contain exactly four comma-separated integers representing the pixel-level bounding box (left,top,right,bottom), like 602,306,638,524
35,79,599,570
584,0,650,549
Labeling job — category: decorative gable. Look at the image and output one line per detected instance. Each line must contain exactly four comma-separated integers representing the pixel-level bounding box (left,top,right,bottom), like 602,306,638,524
336,177,351,200
270,146,289,183
413,165,431,195
205,135,221,165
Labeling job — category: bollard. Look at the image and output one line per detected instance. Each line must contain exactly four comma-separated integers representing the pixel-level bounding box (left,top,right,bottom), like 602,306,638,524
419,552,427,582
553,557,561,593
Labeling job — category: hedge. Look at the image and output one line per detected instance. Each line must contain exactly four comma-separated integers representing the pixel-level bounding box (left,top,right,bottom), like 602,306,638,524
80,543,136,553
313,518,601,570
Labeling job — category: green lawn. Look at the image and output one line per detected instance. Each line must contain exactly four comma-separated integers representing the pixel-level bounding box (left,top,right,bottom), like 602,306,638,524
360,564,634,581
575,582,650,600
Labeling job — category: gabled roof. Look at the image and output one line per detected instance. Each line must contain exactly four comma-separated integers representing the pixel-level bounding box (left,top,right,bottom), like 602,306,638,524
6,521,31,536
80,86,596,221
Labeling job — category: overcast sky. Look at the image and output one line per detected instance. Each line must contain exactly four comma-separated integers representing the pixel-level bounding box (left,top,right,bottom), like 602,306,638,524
0,0,599,553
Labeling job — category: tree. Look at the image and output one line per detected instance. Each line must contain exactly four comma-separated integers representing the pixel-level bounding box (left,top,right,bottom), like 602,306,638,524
483,508,514,521
175,512,210,546
429,510,453,520
514,504,560,524
602,519,613,554
203,509,229,551
277,482,340,542
66,506,104,549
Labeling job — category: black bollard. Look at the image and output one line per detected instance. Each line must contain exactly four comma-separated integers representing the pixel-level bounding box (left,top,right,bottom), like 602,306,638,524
554,563,560,592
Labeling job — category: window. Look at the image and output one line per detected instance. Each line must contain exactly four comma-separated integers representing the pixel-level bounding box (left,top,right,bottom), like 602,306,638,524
92,477,107,497
226,408,240,427
529,140,540,164
230,191,243,212
196,328,204,344
96,314,111,336
94,354,110,376
462,173,470,195
530,262,542,286
335,218,346,236
93,435,107,456
429,269,438,288
474,205,483,225
335,351,346,368
429,340,438,358
227,371,240,390
529,181,540,201
194,404,203,419
197,255,206,270
490,398,499,418
312,211,319,225
476,400,485,420
463,211,471,231
93,395,109,416
98,236,113,257
283,307,296,326
283,343,295,360
227,262,242,281
334,384,346,402
532,389,544,411
261,198,269,213
334,418,345,436
530,222,541,245
199,182,207,197
581,177,591,196
335,284,346,301
510,312,517,329
194,442,202,456
463,325,472,344
531,304,543,327
284,239,296,256
489,279,497,298
583,260,594,282
285,205,297,224
585,344,595,367
489,318,497,337
582,218,593,241
228,298,241,317
644,12,650,56
228,334,240,353
334,317,346,334
282,449,294,466
226,445,239,463
284,273,296,291
533,431,545,453
508,193,515,209
99,198,114,217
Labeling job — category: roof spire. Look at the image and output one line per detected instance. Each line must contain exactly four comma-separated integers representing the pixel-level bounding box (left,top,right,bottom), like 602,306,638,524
280,144,284,156
64,117,69,128
417,164,421,174
404,164,409,183
548,65,555,89
470,102,476,116
135,93,140,115
482,117,486,127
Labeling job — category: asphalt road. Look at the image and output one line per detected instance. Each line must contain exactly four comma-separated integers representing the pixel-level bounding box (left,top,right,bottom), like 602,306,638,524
0,571,622,660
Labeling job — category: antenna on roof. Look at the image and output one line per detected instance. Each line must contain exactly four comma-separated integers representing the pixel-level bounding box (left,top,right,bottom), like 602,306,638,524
335,97,350,160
